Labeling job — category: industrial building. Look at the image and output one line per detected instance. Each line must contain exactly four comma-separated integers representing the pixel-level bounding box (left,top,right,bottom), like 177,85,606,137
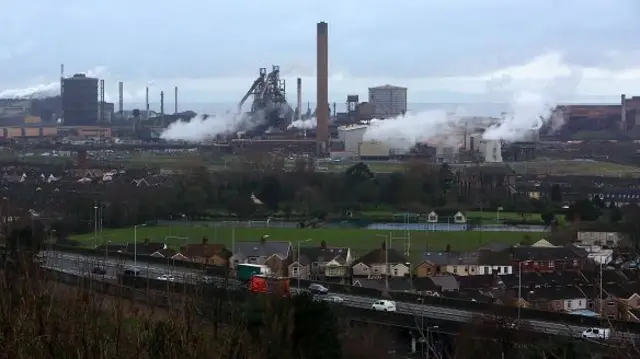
368,85,407,119
62,74,99,126
552,94,640,139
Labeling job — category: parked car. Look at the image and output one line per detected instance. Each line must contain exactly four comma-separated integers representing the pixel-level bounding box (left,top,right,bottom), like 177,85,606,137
309,283,329,294
91,266,107,275
323,295,344,303
582,327,611,340
157,274,175,281
123,268,140,276
371,300,397,312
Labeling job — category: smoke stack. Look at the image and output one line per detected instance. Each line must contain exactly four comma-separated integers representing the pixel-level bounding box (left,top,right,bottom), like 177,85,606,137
160,91,164,115
145,87,150,120
118,82,124,120
296,78,302,122
316,21,329,149
99,79,105,124
621,94,627,131
60,64,64,122
174,86,178,114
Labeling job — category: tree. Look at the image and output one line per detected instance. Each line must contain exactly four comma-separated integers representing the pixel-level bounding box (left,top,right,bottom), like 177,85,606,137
566,199,601,222
438,163,454,195
549,184,562,203
520,234,534,245
541,211,555,227
609,202,622,223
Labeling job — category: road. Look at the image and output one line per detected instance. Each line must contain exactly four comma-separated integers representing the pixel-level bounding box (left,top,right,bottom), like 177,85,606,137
40,251,638,342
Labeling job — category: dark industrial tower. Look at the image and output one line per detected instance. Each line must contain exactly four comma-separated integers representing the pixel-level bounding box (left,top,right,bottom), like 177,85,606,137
316,22,329,150
61,74,99,126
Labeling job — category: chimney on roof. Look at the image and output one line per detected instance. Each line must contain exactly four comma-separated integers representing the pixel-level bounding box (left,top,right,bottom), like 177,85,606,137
320,240,327,248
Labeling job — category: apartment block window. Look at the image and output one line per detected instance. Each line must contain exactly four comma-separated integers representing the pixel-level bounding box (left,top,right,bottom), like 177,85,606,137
608,301,615,307
453,267,458,274
566,301,571,308
393,268,399,276
292,267,299,276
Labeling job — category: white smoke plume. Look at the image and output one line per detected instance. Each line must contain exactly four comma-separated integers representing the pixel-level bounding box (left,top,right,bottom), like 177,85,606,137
160,114,240,142
288,117,317,129
0,66,109,100
160,110,271,142
363,57,583,147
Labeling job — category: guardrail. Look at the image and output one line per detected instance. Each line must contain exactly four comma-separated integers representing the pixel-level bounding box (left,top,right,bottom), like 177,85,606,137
47,248,640,333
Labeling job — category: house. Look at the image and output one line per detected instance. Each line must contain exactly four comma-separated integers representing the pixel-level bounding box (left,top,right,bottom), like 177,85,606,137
125,240,166,256
576,230,626,248
353,277,414,292
182,242,231,266
149,248,181,259
288,241,352,281
415,251,479,276
426,210,467,224
531,239,558,248
231,239,293,276
351,243,409,278
429,274,459,292
519,286,588,312
511,246,587,273
477,250,513,275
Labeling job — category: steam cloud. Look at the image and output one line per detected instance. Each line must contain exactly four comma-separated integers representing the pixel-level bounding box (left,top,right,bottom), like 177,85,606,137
288,117,317,129
0,66,108,100
363,61,582,147
160,110,273,142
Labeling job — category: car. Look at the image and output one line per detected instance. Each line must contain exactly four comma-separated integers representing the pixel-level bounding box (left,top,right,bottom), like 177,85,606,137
323,295,344,303
91,266,107,275
582,327,611,340
123,268,140,276
157,274,175,281
371,300,397,312
309,283,329,294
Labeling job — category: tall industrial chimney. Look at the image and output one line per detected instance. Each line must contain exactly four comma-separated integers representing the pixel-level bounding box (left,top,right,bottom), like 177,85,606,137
316,21,329,149
160,90,165,126
99,79,105,124
118,81,124,120
60,64,65,123
145,87,150,120
621,94,627,131
174,86,178,114
296,78,302,122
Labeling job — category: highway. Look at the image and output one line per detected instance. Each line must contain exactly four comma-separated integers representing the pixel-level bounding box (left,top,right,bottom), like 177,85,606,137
40,251,638,342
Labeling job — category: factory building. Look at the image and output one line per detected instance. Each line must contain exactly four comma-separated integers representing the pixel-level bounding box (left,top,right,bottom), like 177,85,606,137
337,125,367,156
368,85,407,119
62,74,99,126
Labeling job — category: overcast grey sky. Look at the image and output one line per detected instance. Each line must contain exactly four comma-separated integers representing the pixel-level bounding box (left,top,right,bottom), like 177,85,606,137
1,0,639,103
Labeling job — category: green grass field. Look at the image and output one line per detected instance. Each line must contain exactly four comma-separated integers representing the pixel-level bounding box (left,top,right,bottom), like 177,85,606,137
71,226,546,260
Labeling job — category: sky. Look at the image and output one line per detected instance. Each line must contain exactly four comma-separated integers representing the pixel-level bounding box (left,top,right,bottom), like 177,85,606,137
1,0,639,106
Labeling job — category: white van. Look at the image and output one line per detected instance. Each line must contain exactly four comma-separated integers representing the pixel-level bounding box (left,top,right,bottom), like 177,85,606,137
371,300,397,312
582,327,611,340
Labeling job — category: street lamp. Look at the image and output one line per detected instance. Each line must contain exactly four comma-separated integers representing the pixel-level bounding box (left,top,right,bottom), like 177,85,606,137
134,224,147,268
375,233,390,290
425,325,439,359
297,238,313,289
93,205,98,247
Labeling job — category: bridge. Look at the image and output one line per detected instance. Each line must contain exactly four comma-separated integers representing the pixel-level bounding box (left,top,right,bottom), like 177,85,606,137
42,249,640,342
43,260,623,358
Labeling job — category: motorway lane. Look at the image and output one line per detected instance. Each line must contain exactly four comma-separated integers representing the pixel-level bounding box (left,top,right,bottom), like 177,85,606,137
41,251,639,341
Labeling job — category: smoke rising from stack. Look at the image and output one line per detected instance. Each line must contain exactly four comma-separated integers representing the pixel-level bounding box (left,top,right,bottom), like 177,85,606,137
159,111,272,142
0,66,108,99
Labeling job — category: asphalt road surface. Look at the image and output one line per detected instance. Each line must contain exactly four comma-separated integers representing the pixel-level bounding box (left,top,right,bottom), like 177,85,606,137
40,250,639,342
